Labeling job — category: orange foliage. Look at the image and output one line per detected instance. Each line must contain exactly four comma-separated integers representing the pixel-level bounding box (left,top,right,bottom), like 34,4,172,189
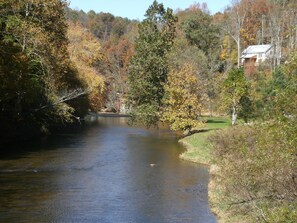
241,0,270,46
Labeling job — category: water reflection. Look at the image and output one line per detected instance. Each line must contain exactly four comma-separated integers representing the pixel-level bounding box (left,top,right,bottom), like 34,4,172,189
0,117,216,223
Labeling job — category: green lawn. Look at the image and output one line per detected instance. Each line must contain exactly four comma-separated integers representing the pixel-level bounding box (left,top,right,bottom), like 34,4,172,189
179,117,231,165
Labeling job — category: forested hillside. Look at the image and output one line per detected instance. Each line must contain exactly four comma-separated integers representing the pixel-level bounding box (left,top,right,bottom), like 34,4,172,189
1,0,296,221
2,0,296,137
0,1,136,141
66,7,137,113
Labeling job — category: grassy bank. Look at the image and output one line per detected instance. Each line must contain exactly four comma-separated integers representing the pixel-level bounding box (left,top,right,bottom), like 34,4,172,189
179,117,231,165
179,117,232,222
180,119,297,223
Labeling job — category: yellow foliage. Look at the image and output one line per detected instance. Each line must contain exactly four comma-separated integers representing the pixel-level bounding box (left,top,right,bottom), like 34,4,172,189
220,35,237,64
220,35,229,60
161,64,206,131
68,22,104,66
67,22,105,111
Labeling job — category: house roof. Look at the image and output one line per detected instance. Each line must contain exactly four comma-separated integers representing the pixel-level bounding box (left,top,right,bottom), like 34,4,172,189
241,44,272,58
242,54,257,59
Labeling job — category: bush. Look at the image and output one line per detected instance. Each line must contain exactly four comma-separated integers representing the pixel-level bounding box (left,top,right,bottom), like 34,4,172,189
209,124,297,222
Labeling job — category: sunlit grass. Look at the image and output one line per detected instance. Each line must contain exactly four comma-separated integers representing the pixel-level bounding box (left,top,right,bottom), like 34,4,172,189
179,117,231,165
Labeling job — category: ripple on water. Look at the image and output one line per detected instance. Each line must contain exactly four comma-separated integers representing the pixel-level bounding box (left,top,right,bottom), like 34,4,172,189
0,117,216,223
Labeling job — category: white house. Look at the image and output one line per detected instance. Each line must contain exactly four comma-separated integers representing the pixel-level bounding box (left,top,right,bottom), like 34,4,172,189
241,44,273,66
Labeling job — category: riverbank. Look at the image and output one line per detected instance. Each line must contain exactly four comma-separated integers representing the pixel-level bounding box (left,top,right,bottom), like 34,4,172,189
88,112,131,118
179,117,231,165
178,117,231,222
179,119,297,222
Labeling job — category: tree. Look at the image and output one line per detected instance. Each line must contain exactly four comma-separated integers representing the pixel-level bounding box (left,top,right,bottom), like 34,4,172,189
221,0,247,67
178,5,222,116
67,22,105,113
267,1,288,67
103,37,134,112
240,0,270,46
221,67,250,125
182,9,219,57
161,64,205,132
127,0,177,126
90,12,115,41
0,0,88,139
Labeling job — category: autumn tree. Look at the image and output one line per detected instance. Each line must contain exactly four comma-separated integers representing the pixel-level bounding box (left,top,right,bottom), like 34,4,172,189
221,0,247,67
218,33,238,69
67,22,105,113
66,7,139,113
127,0,177,126
66,9,137,43
178,5,222,115
285,1,297,55
240,0,270,46
266,0,294,67
161,64,205,132
0,0,87,140
103,37,134,112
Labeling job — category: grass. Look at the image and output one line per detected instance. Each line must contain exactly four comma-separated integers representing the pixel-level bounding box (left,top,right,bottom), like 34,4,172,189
179,117,231,165
179,117,232,222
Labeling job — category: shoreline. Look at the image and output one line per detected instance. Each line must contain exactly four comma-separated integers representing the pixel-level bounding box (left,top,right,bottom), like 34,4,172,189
177,117,231,223
178,132,221,222
88,112,131,118
178,131,213,165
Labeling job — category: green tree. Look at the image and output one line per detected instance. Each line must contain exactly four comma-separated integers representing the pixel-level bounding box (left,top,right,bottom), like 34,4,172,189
179,7,222,115
182,10,219,57
161,64,205,132
255,67,290,119
238,95,254,123
127,0,177,126
221,67,250,125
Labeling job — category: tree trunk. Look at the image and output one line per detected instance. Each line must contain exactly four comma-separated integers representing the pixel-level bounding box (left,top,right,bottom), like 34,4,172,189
209,99,213,117
232,105,237,126
261,15,265,44
237,35,241,68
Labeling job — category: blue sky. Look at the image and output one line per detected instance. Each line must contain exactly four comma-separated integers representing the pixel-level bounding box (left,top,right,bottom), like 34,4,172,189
68,0,231,20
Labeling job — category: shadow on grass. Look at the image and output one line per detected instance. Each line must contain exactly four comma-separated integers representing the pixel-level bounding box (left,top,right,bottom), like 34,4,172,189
190,129,211,134
206,120,228,124
179,129,211,139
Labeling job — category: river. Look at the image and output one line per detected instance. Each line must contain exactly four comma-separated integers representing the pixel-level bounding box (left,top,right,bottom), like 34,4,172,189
0,117,216,223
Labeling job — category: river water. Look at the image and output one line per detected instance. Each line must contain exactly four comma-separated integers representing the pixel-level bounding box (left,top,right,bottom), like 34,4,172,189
0,117,216,223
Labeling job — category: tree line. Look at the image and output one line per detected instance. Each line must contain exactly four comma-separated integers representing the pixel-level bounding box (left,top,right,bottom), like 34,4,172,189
2,0,296,134
1,0,296,221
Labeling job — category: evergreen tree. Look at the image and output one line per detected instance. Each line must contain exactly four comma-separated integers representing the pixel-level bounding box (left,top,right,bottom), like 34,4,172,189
127,0,177,126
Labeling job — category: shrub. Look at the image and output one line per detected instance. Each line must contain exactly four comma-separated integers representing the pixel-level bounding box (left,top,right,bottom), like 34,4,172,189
209,124,297,222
